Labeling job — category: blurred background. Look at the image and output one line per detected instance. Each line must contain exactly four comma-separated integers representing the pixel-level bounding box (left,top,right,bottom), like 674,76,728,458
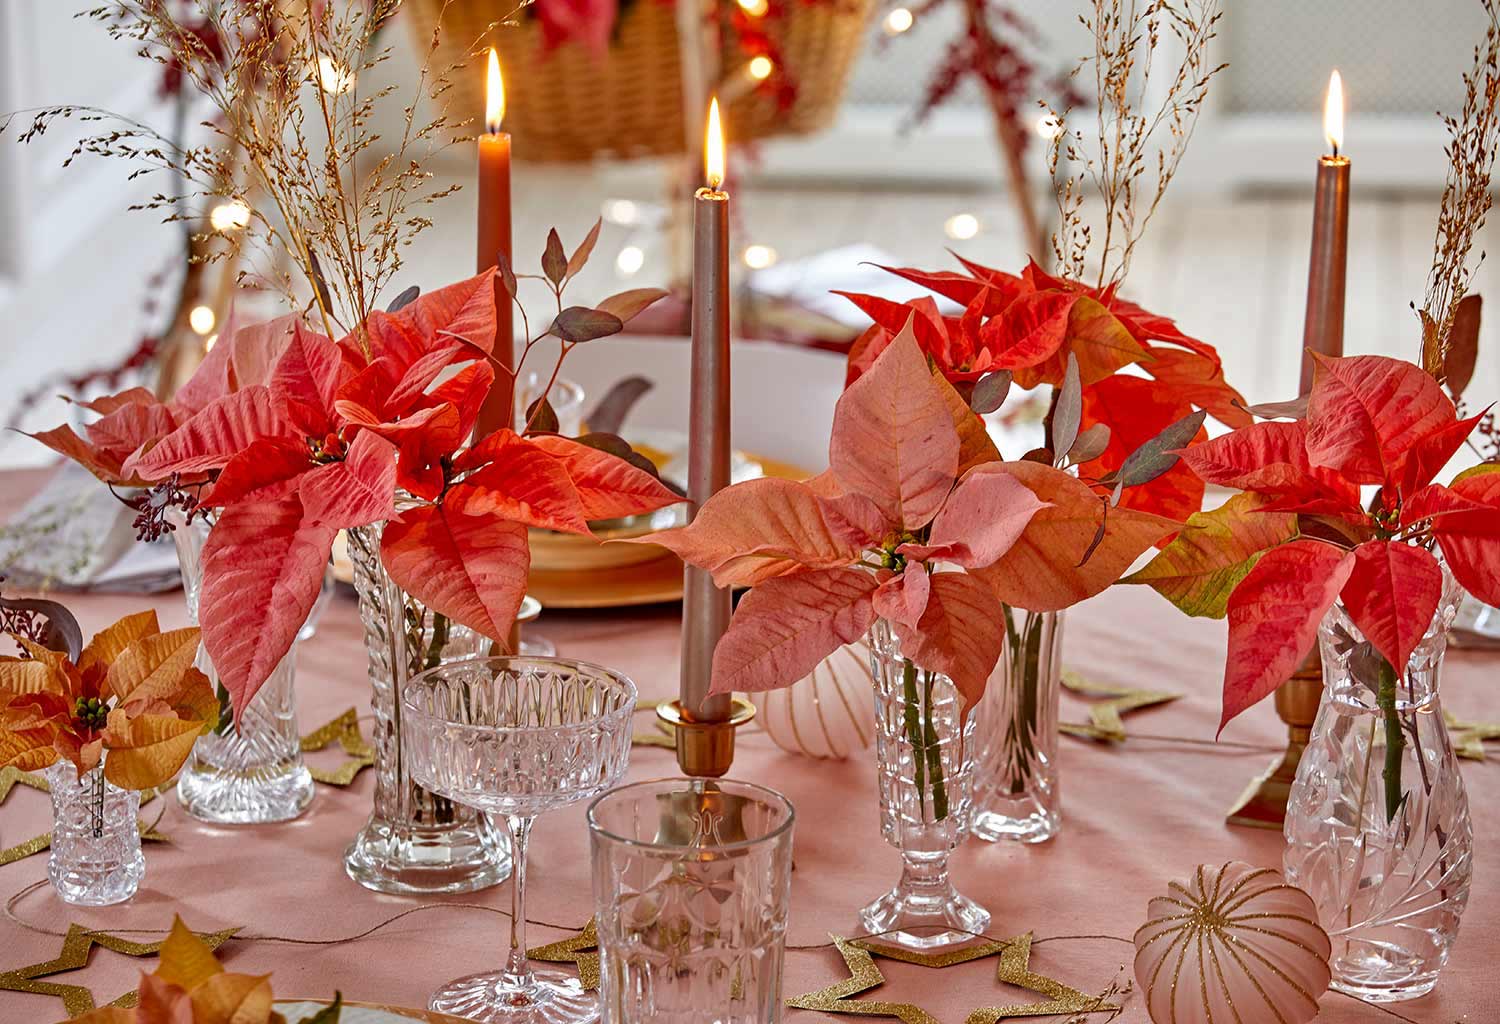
2,0,1496,472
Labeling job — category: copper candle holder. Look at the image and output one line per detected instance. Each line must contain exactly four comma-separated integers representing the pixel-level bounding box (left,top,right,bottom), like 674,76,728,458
1226,650,1324,829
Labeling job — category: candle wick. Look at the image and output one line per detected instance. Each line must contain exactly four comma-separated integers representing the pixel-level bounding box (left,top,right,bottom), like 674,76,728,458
1332,141,1339,158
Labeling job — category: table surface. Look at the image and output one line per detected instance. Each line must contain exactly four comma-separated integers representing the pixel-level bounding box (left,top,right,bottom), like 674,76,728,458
0,467,1493,1024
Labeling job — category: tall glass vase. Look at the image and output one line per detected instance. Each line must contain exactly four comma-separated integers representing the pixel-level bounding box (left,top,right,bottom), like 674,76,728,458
971,608,1063,843
47,759,145,906
343,522,511,895
172,516,317,825
861,619,988,951
1284,572,1472,1003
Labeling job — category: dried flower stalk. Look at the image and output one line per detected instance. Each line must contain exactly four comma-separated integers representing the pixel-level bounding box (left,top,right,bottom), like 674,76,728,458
1046,0,1225,289
4,0,496,353
1419,0,1500,384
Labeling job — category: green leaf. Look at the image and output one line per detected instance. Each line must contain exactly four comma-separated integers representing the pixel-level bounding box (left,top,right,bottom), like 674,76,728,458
969,370,1012,414
542,228,567,288
1050,354,1082,458
1122,492,1298,618
549,306,624,343
1115,408,1207,488
565,217,603,283
302,991,344,1023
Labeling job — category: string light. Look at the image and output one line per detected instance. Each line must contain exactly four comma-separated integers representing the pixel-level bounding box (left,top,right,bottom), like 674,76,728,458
209,199,252,232
602,198,640,225
203,333,219,352
748,56,774,81
616,246,645,276
944,213,980,240
1035,114,1063,140
743,244,778,269
318,56,355,95
883,7,914,34
737,0,769,15
189,305,217,335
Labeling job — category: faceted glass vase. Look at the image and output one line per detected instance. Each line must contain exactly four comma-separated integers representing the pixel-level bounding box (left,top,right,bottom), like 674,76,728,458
172,515,317,824
1284,574,1472,1003
972,609,1063,843
862,619,988,950
47,760,145,906
344,521,511,895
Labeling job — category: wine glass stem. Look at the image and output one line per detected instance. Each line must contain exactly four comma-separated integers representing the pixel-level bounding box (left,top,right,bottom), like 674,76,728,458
502,813,535,990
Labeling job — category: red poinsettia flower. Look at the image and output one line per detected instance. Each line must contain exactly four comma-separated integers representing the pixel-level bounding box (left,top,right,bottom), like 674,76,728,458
125,266,681,716
837,256,1247,524
640,325,1179,709
1129,353,1500,731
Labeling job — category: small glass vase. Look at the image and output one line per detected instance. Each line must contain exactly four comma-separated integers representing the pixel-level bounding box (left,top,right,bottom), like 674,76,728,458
1284,571,1473,1003
46,760,145,907
861,619,988,951
343,521,511,895
172,515,317,825
971,608,1063,844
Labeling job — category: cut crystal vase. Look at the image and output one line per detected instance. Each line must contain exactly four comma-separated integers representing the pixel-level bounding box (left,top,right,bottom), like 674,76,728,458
971,608,1063,843
172,516,317,825
861,619,988,950
47,759,145,906
343,522,511,895
1284,572,1472,1003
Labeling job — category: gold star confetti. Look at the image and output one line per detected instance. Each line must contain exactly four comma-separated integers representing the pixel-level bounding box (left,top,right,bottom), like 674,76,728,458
787,932,1119,1023
301,707,376,786
528,919,600,990
1060,670,1179,741
632,698,677,749
1445,710,1500,761
0,766,48,803
0,922,237,1016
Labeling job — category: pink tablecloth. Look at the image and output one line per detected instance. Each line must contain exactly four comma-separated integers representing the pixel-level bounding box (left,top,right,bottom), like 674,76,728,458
1,468,1495,1023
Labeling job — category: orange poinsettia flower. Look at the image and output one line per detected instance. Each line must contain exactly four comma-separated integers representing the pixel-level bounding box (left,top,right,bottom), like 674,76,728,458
0,610,218,790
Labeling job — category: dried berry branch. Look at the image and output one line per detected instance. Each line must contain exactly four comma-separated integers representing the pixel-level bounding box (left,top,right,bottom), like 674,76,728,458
1419,0,1500,387
1046,0,1225,289
4,0,496,353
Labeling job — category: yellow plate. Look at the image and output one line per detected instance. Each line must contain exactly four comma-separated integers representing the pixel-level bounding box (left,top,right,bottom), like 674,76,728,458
527,551,688,609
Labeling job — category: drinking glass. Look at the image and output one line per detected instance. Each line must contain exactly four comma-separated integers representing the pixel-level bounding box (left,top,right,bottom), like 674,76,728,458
515,373,586,437
588,779,795,1024
402,655,636,1024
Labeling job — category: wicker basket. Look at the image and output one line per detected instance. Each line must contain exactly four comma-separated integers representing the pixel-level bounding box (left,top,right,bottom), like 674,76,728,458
405,0,874,163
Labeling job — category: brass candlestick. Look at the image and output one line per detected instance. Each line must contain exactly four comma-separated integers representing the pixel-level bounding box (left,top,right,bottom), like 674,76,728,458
1226,650,1324,828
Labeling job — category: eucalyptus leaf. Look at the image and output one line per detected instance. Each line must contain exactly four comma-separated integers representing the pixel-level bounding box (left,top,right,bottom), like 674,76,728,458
308,249,335,320
970,370,1013,414
576,432,683,493
1077,499,1109,567
385,284,420,313
526,396,560,434
1021,447,1054,465
565,217,603,283
549,306,624,344
584,376,654,435
542,228,567,288
597,287,669,323
1116,408,1208,489
1067,422,1111,465
496,252,518,300
1050,355,1082,461
1446,292,1482,399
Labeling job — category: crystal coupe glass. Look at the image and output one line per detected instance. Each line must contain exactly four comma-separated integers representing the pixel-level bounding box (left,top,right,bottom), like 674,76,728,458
402,655,637,1024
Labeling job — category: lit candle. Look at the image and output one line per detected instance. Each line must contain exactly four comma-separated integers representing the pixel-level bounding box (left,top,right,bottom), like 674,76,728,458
1300,69,1349,392
680,97,733,739
474,48,515,438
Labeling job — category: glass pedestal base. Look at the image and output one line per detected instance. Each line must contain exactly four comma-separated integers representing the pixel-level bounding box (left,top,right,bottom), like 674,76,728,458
970,802,1058,844
1330,951,1441,1004
344,818,511,895
858,882,990,950
429,968,598,1024
177,757,315,825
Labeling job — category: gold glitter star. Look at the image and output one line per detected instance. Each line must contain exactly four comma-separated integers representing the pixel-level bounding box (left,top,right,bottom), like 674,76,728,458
0,922,237,1017
787,933,1119,1022
1445,710,1500,761
527,919,600,990
1060,670,1179,741
301,708,376,786
0,765,47,803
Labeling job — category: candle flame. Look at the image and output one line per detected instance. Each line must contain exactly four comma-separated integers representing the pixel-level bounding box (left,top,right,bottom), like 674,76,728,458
705,97,726,190
1324,69,1344,155
486,48,506,134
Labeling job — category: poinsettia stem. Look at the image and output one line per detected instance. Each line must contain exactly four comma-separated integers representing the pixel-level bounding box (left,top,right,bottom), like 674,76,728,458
1377,657,1406,824
901,658,927,819
423,613,450,671
922,671,949,821
88,768,105,839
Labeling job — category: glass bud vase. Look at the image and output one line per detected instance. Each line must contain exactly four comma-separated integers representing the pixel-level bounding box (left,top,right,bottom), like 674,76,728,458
343,522,511,895
1284,572,1472,1003
172,515,317,824
46,760,145,907
972,608,1063,844
861,619,988,951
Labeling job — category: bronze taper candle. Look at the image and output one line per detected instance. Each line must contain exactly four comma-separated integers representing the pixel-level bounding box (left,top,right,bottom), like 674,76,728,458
1299,69,1350,392
661,98,755,777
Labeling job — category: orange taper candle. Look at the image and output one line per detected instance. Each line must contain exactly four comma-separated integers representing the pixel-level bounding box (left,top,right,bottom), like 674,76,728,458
474,48,515,439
